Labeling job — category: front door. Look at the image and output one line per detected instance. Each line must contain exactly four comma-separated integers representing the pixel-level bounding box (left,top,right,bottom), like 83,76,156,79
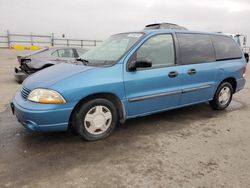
123,34,183,117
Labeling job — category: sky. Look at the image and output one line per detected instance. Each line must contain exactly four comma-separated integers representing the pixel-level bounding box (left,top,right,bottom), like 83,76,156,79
0,0,250,44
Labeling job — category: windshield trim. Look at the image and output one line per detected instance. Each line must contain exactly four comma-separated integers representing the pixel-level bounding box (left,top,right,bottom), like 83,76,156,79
79,32,145,67
115,32,145,64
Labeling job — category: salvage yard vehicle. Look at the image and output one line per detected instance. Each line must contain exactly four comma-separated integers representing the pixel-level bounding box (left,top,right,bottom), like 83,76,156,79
227,33,247,49
227,33,249,62
14,47,88,83
11,23,247,141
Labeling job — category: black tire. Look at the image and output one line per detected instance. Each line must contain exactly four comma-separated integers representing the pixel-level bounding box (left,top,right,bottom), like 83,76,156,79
74,98,118,141
16,78,23,84
209,82,233,110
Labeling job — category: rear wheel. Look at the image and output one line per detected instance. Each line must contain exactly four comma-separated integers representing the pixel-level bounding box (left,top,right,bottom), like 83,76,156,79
74,98,118,141
209,82,233,110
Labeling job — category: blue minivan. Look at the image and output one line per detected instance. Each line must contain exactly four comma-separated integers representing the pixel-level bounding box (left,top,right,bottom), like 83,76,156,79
11,24,247,141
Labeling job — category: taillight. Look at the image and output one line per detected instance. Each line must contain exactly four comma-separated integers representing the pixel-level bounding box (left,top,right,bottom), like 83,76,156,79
243,65,247,78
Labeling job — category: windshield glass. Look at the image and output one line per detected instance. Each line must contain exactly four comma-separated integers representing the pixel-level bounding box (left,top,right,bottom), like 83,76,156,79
79,32,144,65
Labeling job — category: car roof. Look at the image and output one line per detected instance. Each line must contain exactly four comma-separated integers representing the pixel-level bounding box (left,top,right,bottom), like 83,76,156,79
141,29,228,36
114,29,229,38
144,23,188,30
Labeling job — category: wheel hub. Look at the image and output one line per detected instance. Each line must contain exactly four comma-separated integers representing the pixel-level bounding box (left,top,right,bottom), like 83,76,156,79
84,105,112,135
93,114,105,128
218,86,231,105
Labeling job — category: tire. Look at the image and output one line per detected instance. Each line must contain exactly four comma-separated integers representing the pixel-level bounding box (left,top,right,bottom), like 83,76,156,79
74,98,118,141
209,82,233,110
15,78,23,84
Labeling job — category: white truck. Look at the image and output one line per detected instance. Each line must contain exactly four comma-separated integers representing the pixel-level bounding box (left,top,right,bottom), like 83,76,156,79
227,33,249,62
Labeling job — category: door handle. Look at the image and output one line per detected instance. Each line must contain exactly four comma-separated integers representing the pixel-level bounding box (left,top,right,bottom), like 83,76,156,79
187,69,196,75
168,71,178,78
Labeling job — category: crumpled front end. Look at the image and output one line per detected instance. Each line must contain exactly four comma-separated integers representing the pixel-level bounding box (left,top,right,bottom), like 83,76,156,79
14,67,29,84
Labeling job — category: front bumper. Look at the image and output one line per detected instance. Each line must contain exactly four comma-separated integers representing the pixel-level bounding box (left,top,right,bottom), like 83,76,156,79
12,91,76,132
14,68,29,84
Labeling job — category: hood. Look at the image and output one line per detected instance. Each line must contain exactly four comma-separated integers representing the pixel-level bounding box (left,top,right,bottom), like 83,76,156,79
26,59,64,69
18,48,49,61
23,63,95,89
25,59,54,69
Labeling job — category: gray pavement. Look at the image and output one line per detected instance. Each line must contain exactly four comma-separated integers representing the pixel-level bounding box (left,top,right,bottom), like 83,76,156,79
0,49,250,188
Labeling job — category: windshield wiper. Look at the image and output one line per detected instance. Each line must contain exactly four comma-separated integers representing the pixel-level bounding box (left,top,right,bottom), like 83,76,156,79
76,58,89,65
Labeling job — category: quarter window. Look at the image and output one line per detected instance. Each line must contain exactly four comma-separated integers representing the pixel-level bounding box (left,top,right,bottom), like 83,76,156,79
211,35,242,60
135,34,175,68
177,33,216,64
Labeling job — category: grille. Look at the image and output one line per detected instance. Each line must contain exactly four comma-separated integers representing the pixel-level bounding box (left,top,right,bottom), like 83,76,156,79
21,87,31,99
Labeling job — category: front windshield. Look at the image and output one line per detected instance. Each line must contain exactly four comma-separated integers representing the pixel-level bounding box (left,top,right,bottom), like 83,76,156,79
80,32,144,64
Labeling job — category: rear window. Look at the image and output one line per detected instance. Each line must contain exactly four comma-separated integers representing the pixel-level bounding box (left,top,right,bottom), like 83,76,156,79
211,35,242,60
177,33,216,64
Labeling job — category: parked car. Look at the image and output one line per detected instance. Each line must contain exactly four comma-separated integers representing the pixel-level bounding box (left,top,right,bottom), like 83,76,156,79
14,47,88,83
11,23,247,141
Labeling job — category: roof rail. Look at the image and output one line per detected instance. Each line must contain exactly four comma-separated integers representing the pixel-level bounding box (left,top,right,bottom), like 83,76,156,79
144,23,188,30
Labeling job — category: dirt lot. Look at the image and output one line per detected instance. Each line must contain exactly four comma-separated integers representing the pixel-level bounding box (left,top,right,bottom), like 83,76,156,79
0,49,250,188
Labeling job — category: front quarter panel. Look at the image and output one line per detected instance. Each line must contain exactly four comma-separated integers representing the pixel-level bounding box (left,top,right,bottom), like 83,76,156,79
51,63,125,104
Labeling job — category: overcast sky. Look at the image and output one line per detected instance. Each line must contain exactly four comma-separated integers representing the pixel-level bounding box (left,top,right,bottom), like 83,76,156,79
0,0,250,43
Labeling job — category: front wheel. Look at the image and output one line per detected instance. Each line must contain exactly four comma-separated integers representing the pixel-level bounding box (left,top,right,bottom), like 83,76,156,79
74,98,118,141
209,82,233,110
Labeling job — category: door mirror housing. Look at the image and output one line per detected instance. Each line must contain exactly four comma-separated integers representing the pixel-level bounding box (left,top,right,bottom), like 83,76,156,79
128,58,152,71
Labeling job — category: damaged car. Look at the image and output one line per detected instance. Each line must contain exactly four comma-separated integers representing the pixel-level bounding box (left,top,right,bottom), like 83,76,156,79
14,47,88,83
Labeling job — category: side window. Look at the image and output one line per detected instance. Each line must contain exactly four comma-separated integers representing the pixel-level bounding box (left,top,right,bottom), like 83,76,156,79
211,35,242,60
135,34,175,68
57,49,74,58
177,33,215,64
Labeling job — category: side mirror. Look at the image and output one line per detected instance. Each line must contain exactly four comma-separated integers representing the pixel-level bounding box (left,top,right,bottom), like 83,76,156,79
128,58,152,71
244,53,249,63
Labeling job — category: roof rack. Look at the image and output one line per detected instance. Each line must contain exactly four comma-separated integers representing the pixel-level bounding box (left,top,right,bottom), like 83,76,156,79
144,23,188,30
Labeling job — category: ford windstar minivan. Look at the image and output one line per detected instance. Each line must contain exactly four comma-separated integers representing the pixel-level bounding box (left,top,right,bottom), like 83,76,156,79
11,23,247,141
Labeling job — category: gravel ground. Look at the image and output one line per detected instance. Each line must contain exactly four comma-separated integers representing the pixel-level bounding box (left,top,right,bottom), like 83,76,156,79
0,49,20,112
0,49,250,188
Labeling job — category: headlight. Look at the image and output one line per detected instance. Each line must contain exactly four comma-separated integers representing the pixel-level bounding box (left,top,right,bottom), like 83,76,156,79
27,88,66,104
